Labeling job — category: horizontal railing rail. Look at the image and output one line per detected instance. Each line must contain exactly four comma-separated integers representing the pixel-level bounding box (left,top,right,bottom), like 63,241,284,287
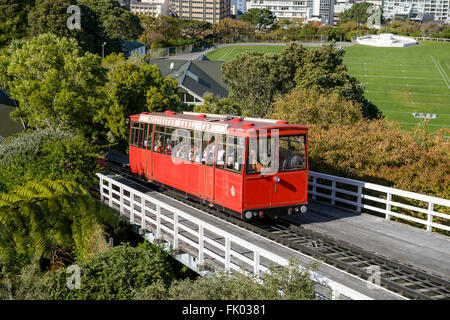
309,171,450,234
97,173,374,300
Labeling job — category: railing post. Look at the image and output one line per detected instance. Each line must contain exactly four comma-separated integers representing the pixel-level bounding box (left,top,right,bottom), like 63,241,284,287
254,252,260,276
156,203,161,239
356,185,362,213
312,176,317,200
198,225,204,264
225,237,231,272
173,212,179,250
129,190,134,224
99,176,104,203
108,179,113,208
386,193,392,221
331,180,336,205
427,203,434,232
141,196,146,229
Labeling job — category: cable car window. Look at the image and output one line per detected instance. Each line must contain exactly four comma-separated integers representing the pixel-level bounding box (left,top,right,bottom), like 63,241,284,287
279,135,306,171
144,124,153,149
246,134,276,175
172,128,190,160
130,122,148,149
202,133,215,166
190,130,202,163
153,126,165,153
217,135,245,174
215,135,225,169
164,127,175,156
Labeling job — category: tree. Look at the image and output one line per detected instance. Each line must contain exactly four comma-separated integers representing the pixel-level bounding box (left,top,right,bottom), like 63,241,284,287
135,259,317,300
28,0,74,38
193,95,242,116
338,2,372,25
212,18,252,41
4,33,106,134
78,0,143,41
0,0,33,47
240,8,276,32
292,44,379,118
97,53,180,146
268,88,364,126
221,52,286,117
43,243,176,300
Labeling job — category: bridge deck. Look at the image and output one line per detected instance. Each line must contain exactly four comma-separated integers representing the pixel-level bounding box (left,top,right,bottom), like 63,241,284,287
103,172,403,300
285,202,450,281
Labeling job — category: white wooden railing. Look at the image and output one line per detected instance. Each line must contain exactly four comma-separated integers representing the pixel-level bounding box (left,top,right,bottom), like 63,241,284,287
309,171,450,233
413,37,450,42
97,173,374,300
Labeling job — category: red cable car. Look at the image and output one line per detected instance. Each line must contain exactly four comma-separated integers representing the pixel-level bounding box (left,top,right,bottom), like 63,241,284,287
129,111,309,219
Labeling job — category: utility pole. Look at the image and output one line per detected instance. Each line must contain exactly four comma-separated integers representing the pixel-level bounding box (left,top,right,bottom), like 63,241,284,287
102,42,107,59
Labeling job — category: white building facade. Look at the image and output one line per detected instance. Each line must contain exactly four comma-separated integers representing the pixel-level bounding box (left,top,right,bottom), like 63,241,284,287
383,0,449,22
131,0,170,16
245,0,314,20
245,0,335,25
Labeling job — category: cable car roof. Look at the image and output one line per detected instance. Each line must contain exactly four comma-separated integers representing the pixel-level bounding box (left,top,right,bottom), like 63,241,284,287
130,111,308,134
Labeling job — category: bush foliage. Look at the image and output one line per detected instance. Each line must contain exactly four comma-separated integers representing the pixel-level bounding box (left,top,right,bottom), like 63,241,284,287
0,129,102,191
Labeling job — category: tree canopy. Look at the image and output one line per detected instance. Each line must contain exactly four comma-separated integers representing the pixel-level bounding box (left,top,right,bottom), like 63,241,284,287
338,2,373,25
96,53,181,146
240,8,276,32
0,0,33,47
220,42,379,119
4,33,106,134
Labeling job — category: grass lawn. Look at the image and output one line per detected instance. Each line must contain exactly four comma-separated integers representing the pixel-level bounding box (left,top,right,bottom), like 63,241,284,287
206,45,286,62
206,41,450,133
343,41,450,133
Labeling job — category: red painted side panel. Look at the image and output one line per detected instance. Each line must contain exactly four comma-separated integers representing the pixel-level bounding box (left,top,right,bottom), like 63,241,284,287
129,146,147,176
243,176,272,209
215,169,243,213
271,170,308,206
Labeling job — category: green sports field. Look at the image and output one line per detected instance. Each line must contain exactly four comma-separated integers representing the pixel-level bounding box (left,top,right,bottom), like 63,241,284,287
206,42,450,133
206,45,285,61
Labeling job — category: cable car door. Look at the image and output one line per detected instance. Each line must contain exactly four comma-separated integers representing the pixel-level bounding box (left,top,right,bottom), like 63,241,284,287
200,132,215,201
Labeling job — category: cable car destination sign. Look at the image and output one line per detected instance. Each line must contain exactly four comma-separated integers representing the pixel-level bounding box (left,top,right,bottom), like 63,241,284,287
139,114,228,134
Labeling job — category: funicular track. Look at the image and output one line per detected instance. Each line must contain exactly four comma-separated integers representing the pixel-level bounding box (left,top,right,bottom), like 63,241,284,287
102,160,450,300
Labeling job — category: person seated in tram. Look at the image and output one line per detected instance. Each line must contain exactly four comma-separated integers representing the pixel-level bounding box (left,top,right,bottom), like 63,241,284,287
154,139,163,153
283,145,303,169
216,148,225,168
247,148,263,173
165,139,174,155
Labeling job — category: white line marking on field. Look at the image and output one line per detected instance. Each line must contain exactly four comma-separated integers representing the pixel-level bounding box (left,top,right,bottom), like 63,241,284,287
219,47,236,61
366,90,450,97
352,74,443,81
372,100,450,106
431,56,450,89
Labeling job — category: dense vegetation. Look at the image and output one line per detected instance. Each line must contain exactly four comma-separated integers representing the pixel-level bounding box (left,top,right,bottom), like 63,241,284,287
0,1,448,300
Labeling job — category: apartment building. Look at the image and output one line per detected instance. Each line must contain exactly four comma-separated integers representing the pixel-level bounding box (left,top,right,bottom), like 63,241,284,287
245,0,314,19
383,0,449,22
131,0,170,16
172,0,232,23
245,0,334,25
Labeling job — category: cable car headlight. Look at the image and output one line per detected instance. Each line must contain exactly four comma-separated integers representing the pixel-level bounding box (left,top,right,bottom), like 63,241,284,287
273,176,280,183
245,211,253,220
300,205,307,213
